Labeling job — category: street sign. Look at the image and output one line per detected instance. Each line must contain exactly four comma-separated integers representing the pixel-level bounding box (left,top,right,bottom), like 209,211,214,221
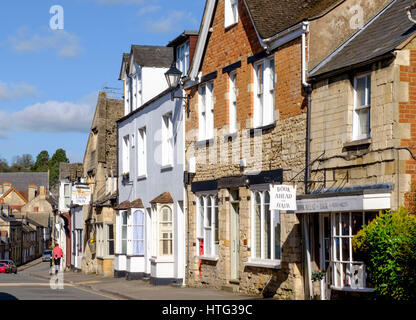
270,185,297,211
71,184,91,205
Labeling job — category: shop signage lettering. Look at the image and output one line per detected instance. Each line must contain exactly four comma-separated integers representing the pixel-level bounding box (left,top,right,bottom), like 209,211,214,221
270,185,297,211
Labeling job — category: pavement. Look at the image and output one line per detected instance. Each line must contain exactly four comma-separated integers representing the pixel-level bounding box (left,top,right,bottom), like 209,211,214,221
26,262,257,300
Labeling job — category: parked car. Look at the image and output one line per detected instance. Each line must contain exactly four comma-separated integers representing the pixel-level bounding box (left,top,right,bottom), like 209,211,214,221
0,260,16,274
0,263,7,274
42,250,52,262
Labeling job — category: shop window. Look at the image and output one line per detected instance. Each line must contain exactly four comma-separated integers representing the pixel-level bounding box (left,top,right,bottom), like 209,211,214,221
196,194,218,257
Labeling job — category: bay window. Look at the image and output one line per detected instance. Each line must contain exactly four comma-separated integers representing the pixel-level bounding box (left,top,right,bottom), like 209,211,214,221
198,81,214,141
120,211,128,254
331,211,377,290
253,57,275,128
251,188,281,262
132,210,144,255
196,194,218,257
353,74,371,140
159,206,173,256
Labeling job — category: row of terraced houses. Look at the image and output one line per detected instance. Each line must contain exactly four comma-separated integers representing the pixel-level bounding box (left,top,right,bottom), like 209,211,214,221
57,0,416,300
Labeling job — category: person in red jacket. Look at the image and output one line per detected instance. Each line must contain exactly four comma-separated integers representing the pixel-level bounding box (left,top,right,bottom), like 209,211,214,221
52,243,63,275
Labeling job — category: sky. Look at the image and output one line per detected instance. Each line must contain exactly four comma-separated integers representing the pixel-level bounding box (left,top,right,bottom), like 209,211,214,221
0,0,204,164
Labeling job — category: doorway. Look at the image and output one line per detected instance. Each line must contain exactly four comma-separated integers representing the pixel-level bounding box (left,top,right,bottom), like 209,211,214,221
229,189,240,281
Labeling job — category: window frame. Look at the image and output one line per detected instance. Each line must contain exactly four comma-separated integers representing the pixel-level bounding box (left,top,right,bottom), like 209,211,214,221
196,193,218,258
250,186,281,264
137,127,147,177
159,205,173,256
353,73,371,141
122,135,130,175
198,81,214,141
176,41,190,76
253,57,275,128
225,0,239,28
162,113,174,167
132,210,145,256
229,71,237,134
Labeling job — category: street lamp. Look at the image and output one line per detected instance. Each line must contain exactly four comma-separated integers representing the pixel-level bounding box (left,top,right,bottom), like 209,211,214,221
164,63,190,104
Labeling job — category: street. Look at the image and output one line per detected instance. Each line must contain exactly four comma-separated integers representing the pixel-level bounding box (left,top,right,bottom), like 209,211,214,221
0,261,115,300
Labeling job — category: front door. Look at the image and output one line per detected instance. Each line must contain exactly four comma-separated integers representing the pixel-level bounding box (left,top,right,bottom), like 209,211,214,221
230,189,240,281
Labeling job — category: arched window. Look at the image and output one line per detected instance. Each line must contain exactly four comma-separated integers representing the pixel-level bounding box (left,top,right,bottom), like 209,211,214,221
159,206,172,256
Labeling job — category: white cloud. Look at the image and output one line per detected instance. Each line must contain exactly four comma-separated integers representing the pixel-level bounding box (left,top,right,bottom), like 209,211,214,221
145,10,198,34
0,82,38,100
138,5,161,16
0,92,98,138
8,27,82,59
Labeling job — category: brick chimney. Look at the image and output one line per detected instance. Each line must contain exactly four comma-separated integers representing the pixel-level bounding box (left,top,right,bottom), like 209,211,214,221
28,183,37,202
39,186,46,200
3,181,11,193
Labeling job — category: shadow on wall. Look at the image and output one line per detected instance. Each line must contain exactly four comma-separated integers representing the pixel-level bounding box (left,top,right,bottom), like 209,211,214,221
244,222,302,299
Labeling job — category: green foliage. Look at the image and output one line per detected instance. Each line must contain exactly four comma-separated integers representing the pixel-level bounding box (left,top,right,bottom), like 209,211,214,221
48,148,69,192
31,150,50,172
352,208,416,300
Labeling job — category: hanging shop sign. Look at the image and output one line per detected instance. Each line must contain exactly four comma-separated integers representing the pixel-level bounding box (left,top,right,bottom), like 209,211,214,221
270,185,297,211
72,184,91,205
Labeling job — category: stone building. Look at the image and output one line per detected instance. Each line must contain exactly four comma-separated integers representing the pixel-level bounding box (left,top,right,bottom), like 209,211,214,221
81,91,123,276
182,0,343,299
296,0,416,299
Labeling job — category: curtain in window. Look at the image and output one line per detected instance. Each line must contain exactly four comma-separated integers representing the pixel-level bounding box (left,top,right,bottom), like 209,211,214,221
133,210,144,255
254,192,261,258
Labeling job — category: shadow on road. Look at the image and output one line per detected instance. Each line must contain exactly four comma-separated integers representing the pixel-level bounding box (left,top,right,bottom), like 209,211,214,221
0,292,18,300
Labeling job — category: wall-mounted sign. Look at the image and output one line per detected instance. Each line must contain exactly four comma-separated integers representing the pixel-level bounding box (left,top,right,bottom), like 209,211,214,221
270,185,297,211
72,184,91,206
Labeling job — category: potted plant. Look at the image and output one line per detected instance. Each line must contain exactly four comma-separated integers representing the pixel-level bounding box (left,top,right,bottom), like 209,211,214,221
121,172,129,181
89,236,96,254
311,269,326,282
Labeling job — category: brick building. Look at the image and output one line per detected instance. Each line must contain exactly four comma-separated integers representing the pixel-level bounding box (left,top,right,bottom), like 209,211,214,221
182,0,339,299
296,0,416,299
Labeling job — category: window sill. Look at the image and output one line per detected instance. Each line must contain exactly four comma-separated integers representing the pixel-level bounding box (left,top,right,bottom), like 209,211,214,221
244,259,281,269
194,138,214,148
126,254,144,258
97,256,115,260
150,256,174,263
224,132,238,142
330,285,374,293
248,122,276,135
161,164,173,172
137,174,147,181
343,138,371,149
197,255,219,262
225,21,238,30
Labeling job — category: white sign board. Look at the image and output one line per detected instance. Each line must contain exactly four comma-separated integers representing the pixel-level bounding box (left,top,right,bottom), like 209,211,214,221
270,185,297,211
72,185,91,205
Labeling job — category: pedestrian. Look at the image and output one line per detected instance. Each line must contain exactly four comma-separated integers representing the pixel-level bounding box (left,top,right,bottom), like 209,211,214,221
52,243,63,275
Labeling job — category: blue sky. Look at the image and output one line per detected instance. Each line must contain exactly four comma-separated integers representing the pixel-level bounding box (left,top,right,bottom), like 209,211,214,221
0,0,204,164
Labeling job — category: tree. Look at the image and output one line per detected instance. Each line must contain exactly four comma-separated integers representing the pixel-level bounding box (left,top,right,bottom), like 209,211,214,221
31,150,50,172
352,208,416,300
10,154,34,172
48,148,69,191
0,157,9,172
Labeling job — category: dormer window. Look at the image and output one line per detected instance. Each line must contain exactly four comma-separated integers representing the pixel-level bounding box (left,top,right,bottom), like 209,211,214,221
225,0,238,28
176,41,190,76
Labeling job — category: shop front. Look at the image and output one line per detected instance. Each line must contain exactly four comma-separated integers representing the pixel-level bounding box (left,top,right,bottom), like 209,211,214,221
297,184,393,300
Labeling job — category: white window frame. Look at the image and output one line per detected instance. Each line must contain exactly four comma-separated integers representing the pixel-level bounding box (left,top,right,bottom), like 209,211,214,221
229,71,237,133
198,81,214,141
132,210,145,256
253,57,275,128
120,211,128,255
162,113,174,167
176,41,190,76
125,77,131,115
159,206,173,256
331,211,377,291
353,73,371,141
122,135,130,175
196,193,218,258
64,183,71,208
225,0,238,28
137,127,147,177
250,186,281,265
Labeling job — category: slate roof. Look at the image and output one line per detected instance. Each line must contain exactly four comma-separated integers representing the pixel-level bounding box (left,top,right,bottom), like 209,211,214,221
118,53,130,80
115,198,144,210
310,0,416,78
167,30,199,47
244,0,342,39
131,45,173,68
0,172,48,191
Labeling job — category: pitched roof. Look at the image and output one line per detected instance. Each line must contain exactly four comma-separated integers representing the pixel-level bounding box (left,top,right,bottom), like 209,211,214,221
150,192,174,204
118,53,130,80
59,163,83,181
310,0,414,78
115,198,144,210
0,186,28,203
131,45,173,68
0,172,48,191
244,0,342,39
167,30,199,47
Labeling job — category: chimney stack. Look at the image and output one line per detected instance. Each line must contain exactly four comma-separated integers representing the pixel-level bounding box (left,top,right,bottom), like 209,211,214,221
28,183,37,202
3,181,11,193
39,186,46,200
